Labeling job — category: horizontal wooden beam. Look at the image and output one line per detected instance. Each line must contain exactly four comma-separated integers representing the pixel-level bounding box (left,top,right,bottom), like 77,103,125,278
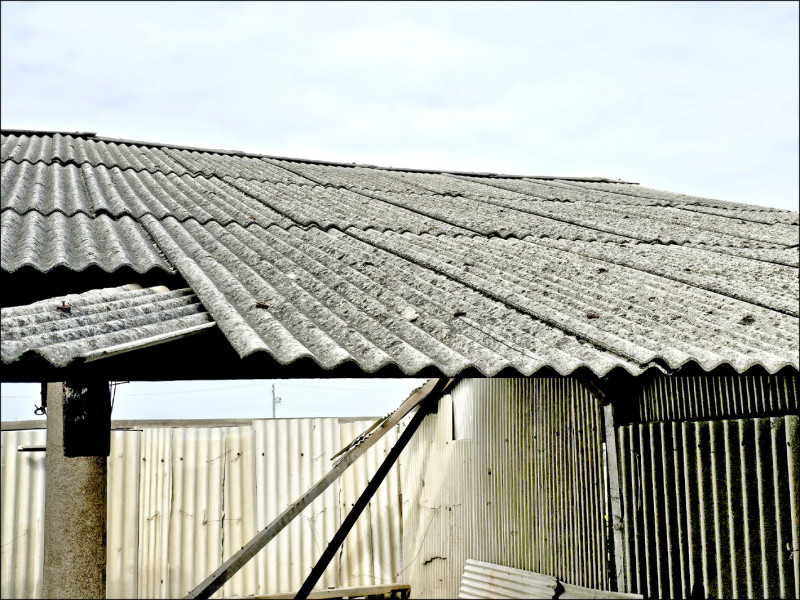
239,583,410,599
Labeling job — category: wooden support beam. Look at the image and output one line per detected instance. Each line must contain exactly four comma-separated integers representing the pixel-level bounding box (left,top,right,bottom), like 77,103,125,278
574,371,629,593
184,378,451,600
253,583,410,599
294,391,437,599
603,401,626,593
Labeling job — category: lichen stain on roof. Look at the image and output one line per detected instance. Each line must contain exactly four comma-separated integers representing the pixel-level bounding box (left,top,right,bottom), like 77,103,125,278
1,129,798,375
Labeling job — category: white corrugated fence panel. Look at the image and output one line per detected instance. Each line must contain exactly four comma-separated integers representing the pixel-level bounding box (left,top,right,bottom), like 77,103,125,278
107,429,142,599
0,428,46,600
2,415,406,599
137,426,173,599
400,393,457,599
338,419,403,589
220,425,259,599
168,427,226,598
253,418,343,595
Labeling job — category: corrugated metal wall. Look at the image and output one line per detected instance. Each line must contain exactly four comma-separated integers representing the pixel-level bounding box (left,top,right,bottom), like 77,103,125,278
137,427,172,598
401,378,608,599
253,418,342,595
635,374,798,423
0,417,401,599
1,429,46,600
618,415,799,599
5,376,796,599
337,419,404,589
616,374,799,599
107,429,142,599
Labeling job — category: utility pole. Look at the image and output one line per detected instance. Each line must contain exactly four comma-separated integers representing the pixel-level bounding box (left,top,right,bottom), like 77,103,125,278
271,382,280,419
43,381,110,599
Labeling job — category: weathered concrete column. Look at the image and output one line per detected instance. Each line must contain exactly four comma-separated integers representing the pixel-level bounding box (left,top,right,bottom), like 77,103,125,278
43,382,109,599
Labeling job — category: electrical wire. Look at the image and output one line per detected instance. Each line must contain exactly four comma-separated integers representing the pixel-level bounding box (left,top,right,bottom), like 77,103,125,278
3,382,422,399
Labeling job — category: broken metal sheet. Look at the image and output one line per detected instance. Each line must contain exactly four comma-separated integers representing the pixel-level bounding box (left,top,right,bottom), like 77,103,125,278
458,560,559,599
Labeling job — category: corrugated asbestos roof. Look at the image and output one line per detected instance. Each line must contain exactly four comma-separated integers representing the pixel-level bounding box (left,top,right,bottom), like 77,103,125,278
2,130,798,376
1,284,214,366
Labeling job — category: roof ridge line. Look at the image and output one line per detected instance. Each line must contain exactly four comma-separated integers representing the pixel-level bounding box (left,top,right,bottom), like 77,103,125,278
1,129,97,138
1,128,636,183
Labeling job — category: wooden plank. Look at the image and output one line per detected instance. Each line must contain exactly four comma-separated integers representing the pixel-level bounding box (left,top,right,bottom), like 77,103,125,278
574,372,628,593
183,378,449,600
245,583,410,599
603,402,627,593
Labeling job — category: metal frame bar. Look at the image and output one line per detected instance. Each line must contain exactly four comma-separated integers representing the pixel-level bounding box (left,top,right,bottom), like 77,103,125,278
294,392,438,599
183,378,450,600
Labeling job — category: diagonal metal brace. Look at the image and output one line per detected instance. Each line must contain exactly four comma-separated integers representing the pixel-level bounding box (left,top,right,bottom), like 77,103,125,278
183,377,451,600
294,386,440,599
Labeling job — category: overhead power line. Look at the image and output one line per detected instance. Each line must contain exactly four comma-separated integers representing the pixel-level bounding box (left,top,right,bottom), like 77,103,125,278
113,381,415,398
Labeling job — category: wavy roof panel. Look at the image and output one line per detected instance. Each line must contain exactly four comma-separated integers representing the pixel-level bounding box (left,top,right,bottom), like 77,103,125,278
2,129,797,376
1,210,173,274
1,285,214,367
139,216,640,376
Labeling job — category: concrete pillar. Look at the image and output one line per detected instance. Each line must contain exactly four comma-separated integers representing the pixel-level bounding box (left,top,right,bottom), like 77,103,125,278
43,382,108,599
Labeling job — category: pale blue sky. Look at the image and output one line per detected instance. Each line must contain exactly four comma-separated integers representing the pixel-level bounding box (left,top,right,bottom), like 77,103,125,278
1,1,798,421
0,380,428,422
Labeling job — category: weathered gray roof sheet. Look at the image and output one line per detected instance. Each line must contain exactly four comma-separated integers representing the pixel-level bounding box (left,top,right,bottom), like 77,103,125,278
2,129,798,376
1,210,173,273
1,284,214,367
140,216,640,376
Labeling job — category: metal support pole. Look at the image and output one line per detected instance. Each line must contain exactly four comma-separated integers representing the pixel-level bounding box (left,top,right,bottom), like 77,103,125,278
42,381,109,599
294,394,435,599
